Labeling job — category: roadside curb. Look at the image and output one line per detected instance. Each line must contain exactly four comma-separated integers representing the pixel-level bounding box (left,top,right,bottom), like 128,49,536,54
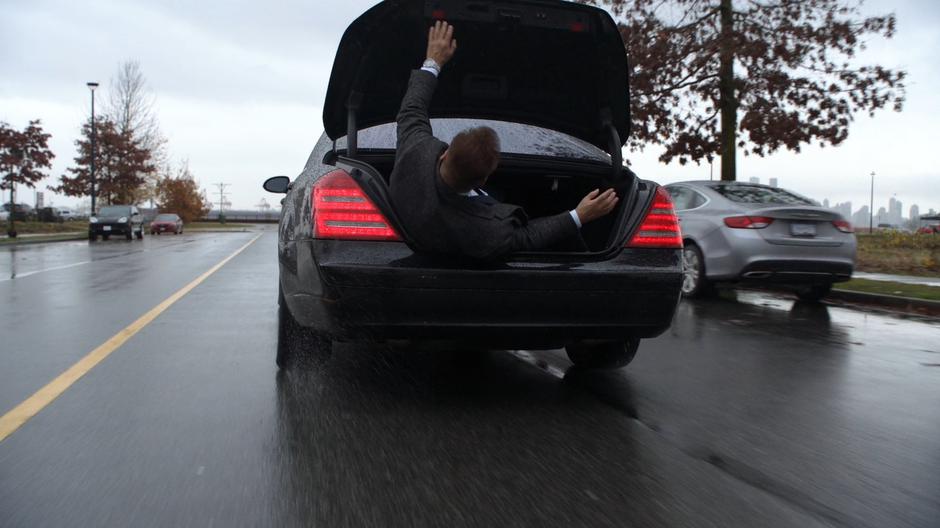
829,288,940,316
0,234,86,247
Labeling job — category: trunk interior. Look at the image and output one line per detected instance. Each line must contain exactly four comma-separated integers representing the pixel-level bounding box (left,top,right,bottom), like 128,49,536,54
349,153,636,253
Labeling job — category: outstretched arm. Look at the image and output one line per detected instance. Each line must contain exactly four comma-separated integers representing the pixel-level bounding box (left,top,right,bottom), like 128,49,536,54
396,21,457,153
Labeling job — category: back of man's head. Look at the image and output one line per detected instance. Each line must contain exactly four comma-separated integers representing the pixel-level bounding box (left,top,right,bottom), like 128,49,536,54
444,126,500,192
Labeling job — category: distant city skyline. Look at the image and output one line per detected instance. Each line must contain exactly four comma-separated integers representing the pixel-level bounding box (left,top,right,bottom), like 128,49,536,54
743,176,937,227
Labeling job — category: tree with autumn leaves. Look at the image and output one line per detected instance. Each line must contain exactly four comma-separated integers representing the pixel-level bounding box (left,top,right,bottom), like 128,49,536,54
155,163,211,223
0,120,55,237
580,0,906,180
51,116,156,206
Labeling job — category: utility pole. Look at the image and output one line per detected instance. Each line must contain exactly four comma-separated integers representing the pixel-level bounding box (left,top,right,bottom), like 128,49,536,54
87,82,99,217
869,171,875,234
214,183,230,224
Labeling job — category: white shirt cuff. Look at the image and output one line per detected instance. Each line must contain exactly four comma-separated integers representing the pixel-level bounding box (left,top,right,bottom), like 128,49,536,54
569,209,582,229
420,59,441,77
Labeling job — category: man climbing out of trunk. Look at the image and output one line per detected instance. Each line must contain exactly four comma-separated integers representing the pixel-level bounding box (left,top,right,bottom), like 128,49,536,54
389,20,619,261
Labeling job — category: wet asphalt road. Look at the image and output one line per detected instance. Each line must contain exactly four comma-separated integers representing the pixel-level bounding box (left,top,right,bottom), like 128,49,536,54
0,229,938,527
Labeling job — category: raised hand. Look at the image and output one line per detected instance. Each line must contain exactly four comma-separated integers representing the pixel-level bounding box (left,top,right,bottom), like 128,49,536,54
426,20,457,67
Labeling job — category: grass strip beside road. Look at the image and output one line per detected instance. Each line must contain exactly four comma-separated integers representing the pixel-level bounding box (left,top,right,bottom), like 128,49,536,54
835,278,940,302
0,232,262,443
2,221,87,234
856,233,940,276
0,233,85,245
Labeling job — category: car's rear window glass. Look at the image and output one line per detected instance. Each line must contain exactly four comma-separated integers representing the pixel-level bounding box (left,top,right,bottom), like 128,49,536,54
336,119,610,162
710,185,815,205
99,206,131,216
155,214,177,221
667,186,707,210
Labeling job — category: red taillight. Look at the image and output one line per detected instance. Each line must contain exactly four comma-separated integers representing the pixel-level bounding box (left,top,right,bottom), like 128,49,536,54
832,220,854,233
312,170,402,241
724,216,774,229
627,187,683,248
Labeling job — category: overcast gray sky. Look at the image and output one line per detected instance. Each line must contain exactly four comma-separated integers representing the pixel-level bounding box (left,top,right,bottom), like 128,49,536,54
2,0,938,216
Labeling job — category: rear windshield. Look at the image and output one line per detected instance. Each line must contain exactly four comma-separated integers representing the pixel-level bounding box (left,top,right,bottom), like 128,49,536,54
99,206,131,216
709,185,816,205
336,119,610,162
155,214,177,221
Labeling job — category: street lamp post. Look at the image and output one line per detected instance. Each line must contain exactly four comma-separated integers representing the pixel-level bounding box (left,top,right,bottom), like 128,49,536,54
87,82,99,217
869,171,875,234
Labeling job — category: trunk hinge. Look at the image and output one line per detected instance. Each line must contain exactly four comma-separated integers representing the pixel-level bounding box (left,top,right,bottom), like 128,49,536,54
346,91,363,159
599,108,623,184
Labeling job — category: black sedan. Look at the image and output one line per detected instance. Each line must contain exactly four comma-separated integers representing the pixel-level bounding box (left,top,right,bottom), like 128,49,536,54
264,0,683,369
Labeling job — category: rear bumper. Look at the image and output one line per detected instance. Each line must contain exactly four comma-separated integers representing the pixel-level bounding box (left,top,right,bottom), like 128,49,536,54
699,227,855,283
281,240,683,347
737,260,853,284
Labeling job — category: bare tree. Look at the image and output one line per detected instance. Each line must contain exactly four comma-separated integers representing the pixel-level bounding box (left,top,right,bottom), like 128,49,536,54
106,60,167,203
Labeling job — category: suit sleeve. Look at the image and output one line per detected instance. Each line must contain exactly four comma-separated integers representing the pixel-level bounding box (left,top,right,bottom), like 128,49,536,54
396,70,438,156
509,212,581,254
467,212,581,260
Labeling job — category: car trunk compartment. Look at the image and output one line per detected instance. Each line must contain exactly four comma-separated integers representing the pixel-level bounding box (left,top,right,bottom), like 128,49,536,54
338,153,640,256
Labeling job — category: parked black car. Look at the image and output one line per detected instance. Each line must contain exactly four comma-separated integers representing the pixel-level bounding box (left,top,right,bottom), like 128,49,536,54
36,207,65,223
89,205,144,241
264,0,683,370
2,203,35,222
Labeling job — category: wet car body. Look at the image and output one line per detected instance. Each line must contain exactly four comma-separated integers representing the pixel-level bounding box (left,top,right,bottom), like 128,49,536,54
666,181,856,300
151,214,183,235
267,0,683,368
89,205,144,241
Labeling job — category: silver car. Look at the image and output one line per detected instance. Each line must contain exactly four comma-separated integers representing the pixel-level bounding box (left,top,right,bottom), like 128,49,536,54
665,181,856,301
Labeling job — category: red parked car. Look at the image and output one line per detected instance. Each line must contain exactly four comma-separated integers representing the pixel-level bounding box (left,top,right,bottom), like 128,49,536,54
917,216,940,234
150,213,183,235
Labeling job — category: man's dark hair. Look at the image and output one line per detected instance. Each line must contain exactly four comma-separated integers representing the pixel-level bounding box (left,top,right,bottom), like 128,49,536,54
446,126,500,190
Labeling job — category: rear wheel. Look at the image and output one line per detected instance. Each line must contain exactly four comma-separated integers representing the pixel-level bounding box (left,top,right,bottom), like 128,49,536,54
796,283,832,302
125,229,133,240
277,290,332,369
681,243,715,298
566,339,639,370
88,232,97,242
136,228,143,240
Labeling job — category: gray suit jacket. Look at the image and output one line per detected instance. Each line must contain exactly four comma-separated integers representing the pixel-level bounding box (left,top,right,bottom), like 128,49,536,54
388,70,579,261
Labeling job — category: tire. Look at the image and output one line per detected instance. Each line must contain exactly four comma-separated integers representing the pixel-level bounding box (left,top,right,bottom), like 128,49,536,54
796,283,832,302
125,229,133,240
151,231,155,235
681,243,715,298
102,234,110,241
89,233,97,242
566,339,639,370
136,229,143,240
276,291,332,369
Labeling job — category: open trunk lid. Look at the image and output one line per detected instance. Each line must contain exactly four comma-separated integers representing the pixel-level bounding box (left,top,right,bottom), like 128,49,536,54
323,0,630,154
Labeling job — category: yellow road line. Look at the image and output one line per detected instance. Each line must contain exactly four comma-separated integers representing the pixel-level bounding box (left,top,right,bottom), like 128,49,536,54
0,233,262,443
